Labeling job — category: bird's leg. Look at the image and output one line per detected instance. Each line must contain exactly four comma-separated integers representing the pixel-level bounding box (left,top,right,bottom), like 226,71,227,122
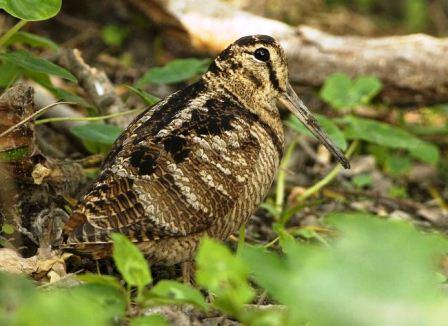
181,260,195,285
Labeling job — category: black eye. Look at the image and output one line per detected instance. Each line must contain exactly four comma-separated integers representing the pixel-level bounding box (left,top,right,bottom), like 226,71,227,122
253,47,270,62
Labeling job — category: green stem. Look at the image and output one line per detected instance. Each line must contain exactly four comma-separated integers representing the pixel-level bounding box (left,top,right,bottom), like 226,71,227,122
0,20,27,48
35,107,144,125
275,141,296,219
296,140,359,202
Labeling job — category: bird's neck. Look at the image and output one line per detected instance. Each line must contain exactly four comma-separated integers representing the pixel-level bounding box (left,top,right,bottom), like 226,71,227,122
202,74,284,142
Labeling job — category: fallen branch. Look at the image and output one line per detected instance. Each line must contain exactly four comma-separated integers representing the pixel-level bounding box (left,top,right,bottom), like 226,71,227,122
58,48,132,128
129,0,448,105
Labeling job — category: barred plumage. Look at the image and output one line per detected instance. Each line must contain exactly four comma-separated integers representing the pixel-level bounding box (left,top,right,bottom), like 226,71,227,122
62,35,348,265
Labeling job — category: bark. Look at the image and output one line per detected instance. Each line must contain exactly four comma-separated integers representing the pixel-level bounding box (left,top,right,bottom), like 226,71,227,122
128,0,448,106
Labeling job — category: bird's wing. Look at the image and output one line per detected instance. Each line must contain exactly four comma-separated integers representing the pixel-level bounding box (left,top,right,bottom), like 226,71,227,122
64,82,264,245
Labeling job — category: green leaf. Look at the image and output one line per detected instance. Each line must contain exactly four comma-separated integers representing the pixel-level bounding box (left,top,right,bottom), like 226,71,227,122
0,146,29,162
101,25,129,47
14,286,116,325
130,314,168,326
145,280,207,310
344,115,439,164
0,50,76,82
23,69,91,108
0,272,37,324
0,62,19,87
1,223,14,235
243,213,448,325
384,154,411,176
320,73,382,109
127,85,160,106
67,284,127,321
136,58,210,86
0,0,61,21
70,123,122,154
388,185,409,199
287,114,347,150
351,173,373,188
196,238,254,316
5,31,58,50
111,233,152,292
78,274,124,292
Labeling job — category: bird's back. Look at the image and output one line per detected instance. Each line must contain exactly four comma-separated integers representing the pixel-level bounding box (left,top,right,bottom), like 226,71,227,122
63,78,284,263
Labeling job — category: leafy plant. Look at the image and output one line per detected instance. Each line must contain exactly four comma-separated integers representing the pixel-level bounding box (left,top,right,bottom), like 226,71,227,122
70,123,123,154
196,238,254,317
320,73,382,110
136,58,210,86
243,213,448,325
0,50,76,83
0,0,61,21
287,113,347,150
343,115,439,164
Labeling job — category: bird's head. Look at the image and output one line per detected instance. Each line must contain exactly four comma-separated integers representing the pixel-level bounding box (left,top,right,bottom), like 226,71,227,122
205,35,350,169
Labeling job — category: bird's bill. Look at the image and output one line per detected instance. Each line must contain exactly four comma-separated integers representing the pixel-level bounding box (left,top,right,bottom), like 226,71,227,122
279,83,350,169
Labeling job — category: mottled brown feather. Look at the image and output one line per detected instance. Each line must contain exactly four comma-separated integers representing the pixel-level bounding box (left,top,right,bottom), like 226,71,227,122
63,35,289,264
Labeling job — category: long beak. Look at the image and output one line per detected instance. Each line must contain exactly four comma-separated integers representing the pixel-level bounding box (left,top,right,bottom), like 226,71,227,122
279,83,350,169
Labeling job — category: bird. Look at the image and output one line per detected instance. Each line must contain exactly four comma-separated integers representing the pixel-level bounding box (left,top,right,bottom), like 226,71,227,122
62,35,349,277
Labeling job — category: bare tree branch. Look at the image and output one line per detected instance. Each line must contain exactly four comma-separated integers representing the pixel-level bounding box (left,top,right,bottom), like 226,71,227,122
129,0,448,105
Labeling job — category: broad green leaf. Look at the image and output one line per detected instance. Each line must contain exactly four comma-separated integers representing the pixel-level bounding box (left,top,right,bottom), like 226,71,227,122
70,124,122,146
145,280,207,310
320,73,382,109
70,123,122,154
127,85,160,106
287,114,347,150
384,154,411,176
0,62,19,87
111,233,152,292
0,0,61,21
78,274,124,292
101,25,129,47
136,58,210,86
67,284,127,321
0,50,76,82
6,31,58,50
344,115,439,164
130,314,168,326
14,286,114,325
243,213,448,325
196,238,254,316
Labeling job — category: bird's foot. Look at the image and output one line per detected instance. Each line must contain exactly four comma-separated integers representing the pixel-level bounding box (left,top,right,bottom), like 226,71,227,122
181,260,195,285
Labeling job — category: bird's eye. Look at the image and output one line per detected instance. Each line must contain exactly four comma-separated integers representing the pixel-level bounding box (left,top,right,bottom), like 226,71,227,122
253,47,270,62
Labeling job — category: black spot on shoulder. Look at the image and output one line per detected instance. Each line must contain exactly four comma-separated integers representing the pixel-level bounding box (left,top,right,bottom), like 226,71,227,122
163,135,191,164
133,80,206,141
186,98,235,136
130,146,159,175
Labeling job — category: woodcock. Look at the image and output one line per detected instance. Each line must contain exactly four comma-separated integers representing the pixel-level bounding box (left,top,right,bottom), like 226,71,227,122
63,35,349,266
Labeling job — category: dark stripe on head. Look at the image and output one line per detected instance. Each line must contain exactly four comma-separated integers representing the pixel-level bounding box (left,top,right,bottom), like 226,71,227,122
266,60,281,91
235,35,276,47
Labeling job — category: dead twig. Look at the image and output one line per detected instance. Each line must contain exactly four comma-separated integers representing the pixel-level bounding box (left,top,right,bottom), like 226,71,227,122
58,48,132,128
